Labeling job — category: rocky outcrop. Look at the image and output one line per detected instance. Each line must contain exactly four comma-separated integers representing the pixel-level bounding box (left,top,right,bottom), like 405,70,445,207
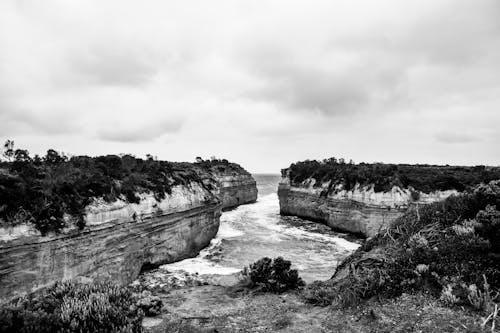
215,174,258,210
0,167,257,302
278,177,456,238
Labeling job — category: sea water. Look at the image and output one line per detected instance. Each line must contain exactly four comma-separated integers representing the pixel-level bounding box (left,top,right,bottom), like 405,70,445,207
160,174,360,283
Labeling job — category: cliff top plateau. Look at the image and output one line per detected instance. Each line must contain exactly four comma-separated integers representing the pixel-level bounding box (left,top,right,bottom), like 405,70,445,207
283,157,500,194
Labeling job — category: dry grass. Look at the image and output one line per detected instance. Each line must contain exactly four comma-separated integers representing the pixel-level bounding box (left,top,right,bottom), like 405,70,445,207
143,284,489,333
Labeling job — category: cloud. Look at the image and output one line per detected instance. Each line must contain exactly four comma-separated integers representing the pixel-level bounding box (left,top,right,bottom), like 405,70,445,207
96,118,184,142
70,42,158,87
0,0,499,171
434,132,478,144
235,0,500,118
0,106,81,136
244,57,404,116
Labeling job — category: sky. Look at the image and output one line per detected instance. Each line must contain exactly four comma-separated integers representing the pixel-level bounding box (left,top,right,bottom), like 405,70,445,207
1,0,499,173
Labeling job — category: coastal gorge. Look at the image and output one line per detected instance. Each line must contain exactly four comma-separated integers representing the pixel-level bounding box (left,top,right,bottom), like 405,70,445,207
1,154,500,332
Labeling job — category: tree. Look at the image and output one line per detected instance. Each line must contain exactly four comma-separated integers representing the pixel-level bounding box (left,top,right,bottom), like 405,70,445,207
11,149,32,172
44,149,66,165
3,140,14,162
14,149,31,163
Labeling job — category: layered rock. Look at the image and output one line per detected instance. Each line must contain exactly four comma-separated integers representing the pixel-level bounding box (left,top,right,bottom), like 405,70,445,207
278,177,456,238
193,160,258,210
0,167,257,302
0,183,221,302
215,174,258,210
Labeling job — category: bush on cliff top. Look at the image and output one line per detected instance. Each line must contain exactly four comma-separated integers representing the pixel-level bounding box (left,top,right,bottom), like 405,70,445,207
0,143,241,235
195,157,250,176
303,181,500,312
285,157,500,193
241,257,305,293
0,281,144,333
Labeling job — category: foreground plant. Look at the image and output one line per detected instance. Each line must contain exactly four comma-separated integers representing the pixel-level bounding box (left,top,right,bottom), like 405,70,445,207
0,281,144,333
241,257,304,293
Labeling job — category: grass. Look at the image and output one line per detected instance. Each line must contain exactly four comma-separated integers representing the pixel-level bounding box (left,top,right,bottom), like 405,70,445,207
143,284,489,333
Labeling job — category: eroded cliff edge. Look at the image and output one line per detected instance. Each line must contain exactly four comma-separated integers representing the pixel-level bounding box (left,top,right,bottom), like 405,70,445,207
0,156,257,302
279,159,500,238
214,173,257,210
278,178,454,237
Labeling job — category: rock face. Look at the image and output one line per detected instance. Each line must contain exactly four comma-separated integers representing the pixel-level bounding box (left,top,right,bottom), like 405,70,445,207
278,177,456,238
0,171,257,302
0,183,220,302
215,174,258,210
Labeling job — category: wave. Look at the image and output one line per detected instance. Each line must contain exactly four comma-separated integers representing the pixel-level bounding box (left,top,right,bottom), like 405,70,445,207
161,191,359,279
160,237,241,275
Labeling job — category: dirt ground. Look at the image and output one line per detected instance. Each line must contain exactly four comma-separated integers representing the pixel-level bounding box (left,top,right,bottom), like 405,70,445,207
142,283,489,333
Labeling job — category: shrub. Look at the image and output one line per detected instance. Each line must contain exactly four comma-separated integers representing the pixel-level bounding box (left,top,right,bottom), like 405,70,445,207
0,281,143,333
135,291,162,317
242,257,304,293
410,189,421,201
317,181,500,310
285,158,500,194
0,144,240,234
302,280,337,306
440,284,460,306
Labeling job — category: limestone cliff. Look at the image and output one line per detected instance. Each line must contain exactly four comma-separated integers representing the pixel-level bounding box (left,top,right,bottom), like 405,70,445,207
278,176,456,238
0,183,220,301
0,163,257,302
194,160,258,210
215,174,258,210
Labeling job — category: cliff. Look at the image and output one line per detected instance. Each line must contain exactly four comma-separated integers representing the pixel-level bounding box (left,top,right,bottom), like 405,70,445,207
0,154,257,302
215,174,257,210
303,181,500,311
0,183,220,302
278,178,454,237
194,159,258,210
279,159,500,238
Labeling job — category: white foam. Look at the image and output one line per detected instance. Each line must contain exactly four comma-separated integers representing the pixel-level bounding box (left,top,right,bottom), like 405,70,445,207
232,193,360,251
160,258,241,275
161,236,241,275
277,225,360,251
161,192,360,279
217,220,244,238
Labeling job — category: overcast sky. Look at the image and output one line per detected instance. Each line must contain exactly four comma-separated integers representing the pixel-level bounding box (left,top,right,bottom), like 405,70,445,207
1,0,499,173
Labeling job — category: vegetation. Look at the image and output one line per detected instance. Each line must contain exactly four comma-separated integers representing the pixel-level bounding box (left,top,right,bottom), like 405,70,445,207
241,257,305,293
135,291,162,317
285,157,500,193
149,278,489,332
0,142,242,235
194,157,251,176
0,281,143,333
303,180,500,322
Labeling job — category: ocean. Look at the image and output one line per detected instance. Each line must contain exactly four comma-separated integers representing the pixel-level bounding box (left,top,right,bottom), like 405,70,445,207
160,174,359,283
